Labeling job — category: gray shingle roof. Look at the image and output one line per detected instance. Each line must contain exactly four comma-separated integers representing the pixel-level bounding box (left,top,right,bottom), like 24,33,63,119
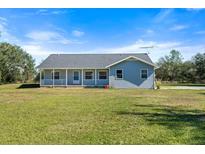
37,53,155,69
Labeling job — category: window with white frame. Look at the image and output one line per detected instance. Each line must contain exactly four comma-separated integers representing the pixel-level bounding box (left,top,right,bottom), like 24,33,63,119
141,69,148,79
52,72,60,79
116,69,123,79
85,71,93,80
99,70,107,79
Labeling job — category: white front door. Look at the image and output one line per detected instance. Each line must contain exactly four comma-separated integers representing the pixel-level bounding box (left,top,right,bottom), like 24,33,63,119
73,71,80,84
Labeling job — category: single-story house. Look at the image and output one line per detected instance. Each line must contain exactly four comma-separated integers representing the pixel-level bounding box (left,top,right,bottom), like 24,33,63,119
37,53,157,89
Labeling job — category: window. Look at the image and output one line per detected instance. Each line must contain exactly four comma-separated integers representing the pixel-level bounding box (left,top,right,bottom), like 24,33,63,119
85,71,93,80
52,72,60,79
141,69,148,79
99,71,107,79
116,69,123,79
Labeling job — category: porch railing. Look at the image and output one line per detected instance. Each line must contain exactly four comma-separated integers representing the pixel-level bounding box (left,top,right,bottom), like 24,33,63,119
41,79,66,85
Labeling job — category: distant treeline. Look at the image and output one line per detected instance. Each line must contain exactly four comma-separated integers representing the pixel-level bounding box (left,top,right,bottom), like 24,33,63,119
156,50,205,83
0,42,36,84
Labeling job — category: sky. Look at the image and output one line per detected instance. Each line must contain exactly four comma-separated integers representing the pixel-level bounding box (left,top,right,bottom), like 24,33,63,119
0,8,205,65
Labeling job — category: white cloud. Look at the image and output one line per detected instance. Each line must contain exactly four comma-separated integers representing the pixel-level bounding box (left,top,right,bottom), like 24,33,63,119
0,16,7,22
186,8,204,11
25,31,76,45
81,39,204,62
26,31,59,41
35,9,67,15
154,9,173,23
141,29,155,38
146,29,154,34
21,44,60,65
99,39,181,53
170,25,188,31
36,9,48,14
22,45,54,56
195,30,205,34
72,30,84,37
0,19,19,43
52,10,67,15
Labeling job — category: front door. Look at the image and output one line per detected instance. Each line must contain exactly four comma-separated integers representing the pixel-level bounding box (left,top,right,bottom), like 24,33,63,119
73,71,80,84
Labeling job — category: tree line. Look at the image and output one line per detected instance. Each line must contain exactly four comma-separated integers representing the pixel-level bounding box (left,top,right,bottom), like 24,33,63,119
156,50,205,83
0,42,35,84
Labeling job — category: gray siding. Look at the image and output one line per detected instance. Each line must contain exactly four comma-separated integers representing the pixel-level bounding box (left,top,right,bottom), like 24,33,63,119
109,59,154,89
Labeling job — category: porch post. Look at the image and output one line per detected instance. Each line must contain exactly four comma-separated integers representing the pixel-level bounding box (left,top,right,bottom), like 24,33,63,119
81,69,84,86
94,69,97,85
66,69,67,87
53,69,54,87
40,69,42,87
108,67,110,86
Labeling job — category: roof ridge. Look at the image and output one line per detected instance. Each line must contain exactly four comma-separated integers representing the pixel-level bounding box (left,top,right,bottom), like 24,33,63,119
50,53,148,55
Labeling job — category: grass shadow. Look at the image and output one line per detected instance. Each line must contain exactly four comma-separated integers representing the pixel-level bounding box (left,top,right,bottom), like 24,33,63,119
17,83,40,89
116,104,205,144
199,92,205,96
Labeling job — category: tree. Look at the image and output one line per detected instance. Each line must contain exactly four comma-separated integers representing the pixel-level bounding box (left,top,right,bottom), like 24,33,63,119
0,42,36,83
156,50,183,81
192,53,205,81
180,60,196,82
0,70,2,84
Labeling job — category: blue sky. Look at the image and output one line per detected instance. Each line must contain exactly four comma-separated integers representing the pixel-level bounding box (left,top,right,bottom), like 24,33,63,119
0,8,205,65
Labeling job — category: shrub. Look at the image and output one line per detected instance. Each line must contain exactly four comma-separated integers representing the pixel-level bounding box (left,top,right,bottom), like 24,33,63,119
156,81,161,89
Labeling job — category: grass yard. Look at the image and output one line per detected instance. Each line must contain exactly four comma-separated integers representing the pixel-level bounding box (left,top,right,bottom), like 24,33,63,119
0,84,205,144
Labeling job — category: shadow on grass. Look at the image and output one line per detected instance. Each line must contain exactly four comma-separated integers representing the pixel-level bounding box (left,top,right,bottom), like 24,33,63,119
17,83,40,89
199,92,205,96
116,104,205,144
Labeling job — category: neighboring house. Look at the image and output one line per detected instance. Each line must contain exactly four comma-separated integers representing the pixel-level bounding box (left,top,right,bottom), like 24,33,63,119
37,53,157,89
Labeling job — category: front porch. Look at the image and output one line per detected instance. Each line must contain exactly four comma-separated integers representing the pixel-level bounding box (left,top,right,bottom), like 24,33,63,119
40,69,109,87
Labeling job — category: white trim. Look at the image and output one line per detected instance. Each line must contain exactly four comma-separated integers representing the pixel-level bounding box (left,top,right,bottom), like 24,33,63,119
73,70,80,84
84,70,95,80
52,69,54,87
105,56,157,68
140,68,148,79
40,70,42,86
38,67,106,70
108,67,111,86
66,69,67,86
98,69,108,80
81,69,84,86
153,70,155,89
42,85,67,87
115,69,123,80
94,69,97,85
41,84,107,87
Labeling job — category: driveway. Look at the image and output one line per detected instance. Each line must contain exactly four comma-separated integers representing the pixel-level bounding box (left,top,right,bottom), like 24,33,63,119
161,86,205,90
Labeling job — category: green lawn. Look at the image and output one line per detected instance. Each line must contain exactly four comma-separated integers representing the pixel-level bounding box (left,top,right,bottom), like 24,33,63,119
0,84,205,144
